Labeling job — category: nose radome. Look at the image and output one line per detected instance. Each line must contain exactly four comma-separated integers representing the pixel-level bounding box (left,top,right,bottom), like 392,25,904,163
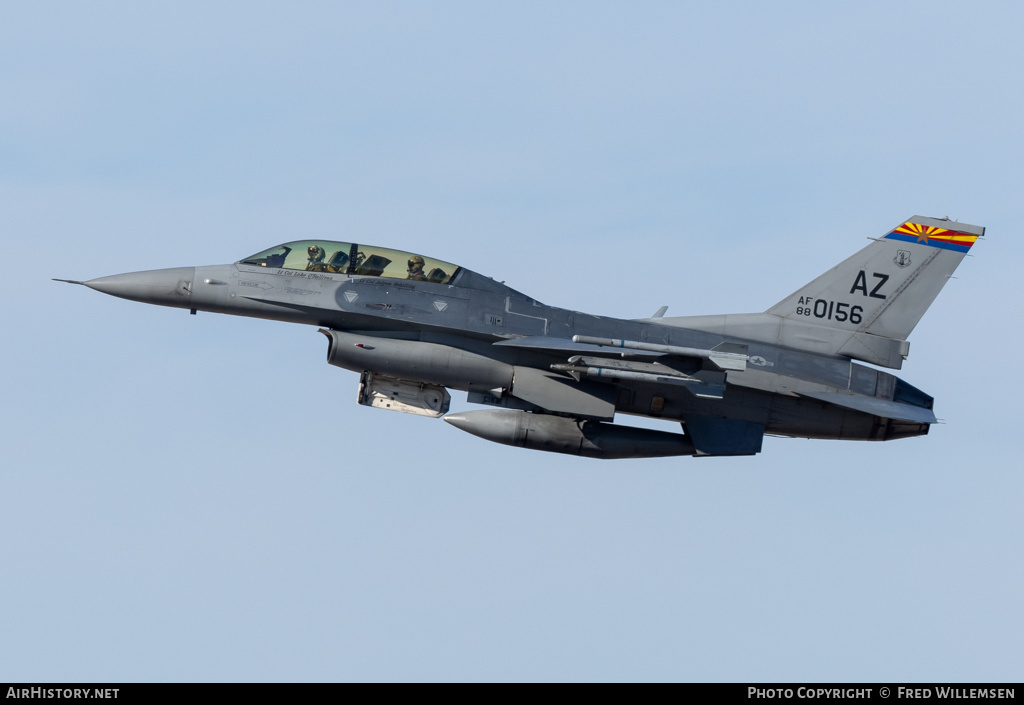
84,267,195,308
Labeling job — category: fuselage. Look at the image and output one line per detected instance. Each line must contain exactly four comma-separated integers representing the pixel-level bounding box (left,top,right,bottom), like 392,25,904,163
83,246,933,444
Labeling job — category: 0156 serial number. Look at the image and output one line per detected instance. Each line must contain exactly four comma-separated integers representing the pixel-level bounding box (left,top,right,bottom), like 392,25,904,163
795,299,864,324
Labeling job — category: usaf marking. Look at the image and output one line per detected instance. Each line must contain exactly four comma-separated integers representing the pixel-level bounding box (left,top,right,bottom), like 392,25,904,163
795,298,865,324
793,270,890,323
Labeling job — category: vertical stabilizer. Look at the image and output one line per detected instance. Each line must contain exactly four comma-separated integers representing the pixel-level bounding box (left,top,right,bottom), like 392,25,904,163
765,216,983,367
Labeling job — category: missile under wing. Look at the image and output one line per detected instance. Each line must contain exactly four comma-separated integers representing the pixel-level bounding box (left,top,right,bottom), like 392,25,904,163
58,216,983,459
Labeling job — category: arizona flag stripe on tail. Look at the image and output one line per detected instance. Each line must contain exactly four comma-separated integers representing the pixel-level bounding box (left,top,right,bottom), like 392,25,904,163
885,221,981,253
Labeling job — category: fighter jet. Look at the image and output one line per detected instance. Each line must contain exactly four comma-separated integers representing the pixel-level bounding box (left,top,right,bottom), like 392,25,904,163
57,215,982,458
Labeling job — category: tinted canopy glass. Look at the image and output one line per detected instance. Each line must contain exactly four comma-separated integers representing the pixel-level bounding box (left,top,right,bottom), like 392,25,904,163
239,241,460,284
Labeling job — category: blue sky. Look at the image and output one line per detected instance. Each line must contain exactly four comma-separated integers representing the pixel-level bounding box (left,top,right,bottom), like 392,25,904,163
2,1,1021,681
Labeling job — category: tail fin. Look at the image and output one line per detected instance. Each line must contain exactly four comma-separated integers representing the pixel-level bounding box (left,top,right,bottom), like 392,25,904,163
767,215,983,367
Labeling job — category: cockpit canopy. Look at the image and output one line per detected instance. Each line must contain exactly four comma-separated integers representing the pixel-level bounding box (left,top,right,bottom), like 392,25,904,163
239,241,460,285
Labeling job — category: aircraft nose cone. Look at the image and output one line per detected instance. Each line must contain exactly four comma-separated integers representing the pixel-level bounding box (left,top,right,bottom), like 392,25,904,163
84,267,196,308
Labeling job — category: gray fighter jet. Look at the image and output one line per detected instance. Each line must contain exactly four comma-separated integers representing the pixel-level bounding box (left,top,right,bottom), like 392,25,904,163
57,215,983,458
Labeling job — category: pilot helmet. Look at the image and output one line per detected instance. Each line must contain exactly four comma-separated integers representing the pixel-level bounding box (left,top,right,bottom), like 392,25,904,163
308,246,325,261
408,255,425,268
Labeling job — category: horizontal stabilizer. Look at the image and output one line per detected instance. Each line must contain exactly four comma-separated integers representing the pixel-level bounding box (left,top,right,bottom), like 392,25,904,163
799,391,937,424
